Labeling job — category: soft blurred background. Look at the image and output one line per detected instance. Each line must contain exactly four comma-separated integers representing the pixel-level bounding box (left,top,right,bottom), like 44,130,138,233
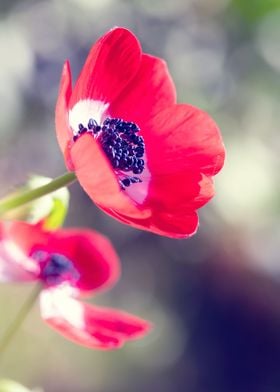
1,0,280,391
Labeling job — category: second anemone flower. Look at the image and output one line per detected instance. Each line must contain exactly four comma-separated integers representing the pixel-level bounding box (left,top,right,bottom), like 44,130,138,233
56,27,225,238
0,221,150,349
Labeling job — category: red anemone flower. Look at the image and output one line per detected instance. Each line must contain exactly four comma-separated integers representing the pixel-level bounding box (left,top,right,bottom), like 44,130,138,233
55,27,225,238
0,221,150,349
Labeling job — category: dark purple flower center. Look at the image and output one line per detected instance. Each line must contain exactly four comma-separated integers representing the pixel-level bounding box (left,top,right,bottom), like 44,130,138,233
32,251,80,286
73,117,145,190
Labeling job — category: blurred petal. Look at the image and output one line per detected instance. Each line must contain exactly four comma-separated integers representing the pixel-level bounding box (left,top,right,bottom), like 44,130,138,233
40,288,151,350
2,221,49,255
0,222,39,282
0,221,119,293
44,227,120,295
0,240,39,282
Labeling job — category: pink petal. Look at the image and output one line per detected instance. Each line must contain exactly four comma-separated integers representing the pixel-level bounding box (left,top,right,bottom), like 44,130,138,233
40,288,151,350
69,28,142,106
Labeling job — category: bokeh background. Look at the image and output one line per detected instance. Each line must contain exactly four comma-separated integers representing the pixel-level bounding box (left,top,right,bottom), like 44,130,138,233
1,0,280,391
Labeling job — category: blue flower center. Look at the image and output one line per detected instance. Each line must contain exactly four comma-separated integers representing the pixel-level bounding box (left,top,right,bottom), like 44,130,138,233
73,117,145,189
32,251,80,286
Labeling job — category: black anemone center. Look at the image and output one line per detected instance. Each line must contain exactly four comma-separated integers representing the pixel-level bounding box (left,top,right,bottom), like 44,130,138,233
73,117,145,189
33,251,80,285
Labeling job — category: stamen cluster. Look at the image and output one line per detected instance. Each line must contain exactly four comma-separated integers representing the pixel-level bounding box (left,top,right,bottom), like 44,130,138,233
73,117,145,189
33,251,80,285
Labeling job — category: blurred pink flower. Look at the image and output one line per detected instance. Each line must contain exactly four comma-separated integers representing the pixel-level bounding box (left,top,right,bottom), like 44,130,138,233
0,221,150,349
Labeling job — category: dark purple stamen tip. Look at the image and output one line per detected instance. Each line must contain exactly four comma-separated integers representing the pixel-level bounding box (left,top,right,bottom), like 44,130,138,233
88,118,98,129
120,176,142,189
122,178,131,187
33,251,80,285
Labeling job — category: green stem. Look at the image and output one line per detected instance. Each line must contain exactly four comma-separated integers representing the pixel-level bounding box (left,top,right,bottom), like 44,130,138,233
0,172,77,216
0,285,41,359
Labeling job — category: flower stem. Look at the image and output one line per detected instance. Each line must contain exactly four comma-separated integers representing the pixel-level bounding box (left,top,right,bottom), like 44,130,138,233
0,285,41,360
0,172,77,216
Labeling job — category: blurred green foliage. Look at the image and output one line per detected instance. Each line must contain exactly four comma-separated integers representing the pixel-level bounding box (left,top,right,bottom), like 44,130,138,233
233,0,280,22
0,379,39,392
1,176,69,230
27,175,70,230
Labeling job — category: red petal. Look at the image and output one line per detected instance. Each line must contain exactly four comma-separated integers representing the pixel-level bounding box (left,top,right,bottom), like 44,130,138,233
144,104,225,177
148,210,199,238
98,172,212,237
69,28,142,106
71,134,150,218
40,288,151,350
44,228,120,295
149,171,215,212
110,54,176,126
102,207,199,238
70,133,211,237
55,61,73,169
